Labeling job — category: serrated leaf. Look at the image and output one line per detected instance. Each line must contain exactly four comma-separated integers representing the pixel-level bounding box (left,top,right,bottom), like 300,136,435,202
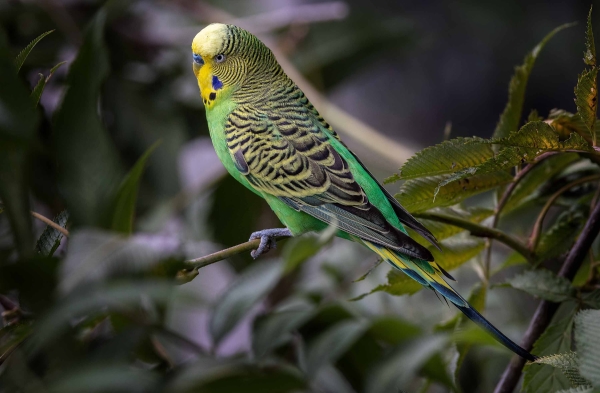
523,303,577,393
494,23,574,139
506,269,575,302
305,319,370,377
582,291,600,309
503,153,580,213
210,260,283,345
30,61,66,107
364,335,448,393
584,6,596,66
109,141,160,234
14,30,54,72
554,387,595,393
535,352,591,387
35,210,69,257
546,110,600,144
397,171,513,213
397,137,492,180
536,208,586,261
373,238,485,297
574,68,598,145
575,310,600,387
438,122,592,192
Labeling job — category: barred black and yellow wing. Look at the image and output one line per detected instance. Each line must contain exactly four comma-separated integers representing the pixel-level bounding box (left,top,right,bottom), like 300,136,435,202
223,86,435,261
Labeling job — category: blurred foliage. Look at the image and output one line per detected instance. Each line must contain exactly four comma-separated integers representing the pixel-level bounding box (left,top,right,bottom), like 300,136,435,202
2,1,600,393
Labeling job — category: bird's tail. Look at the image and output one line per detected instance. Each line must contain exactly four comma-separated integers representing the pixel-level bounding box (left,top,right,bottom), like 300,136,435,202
364,241,537,362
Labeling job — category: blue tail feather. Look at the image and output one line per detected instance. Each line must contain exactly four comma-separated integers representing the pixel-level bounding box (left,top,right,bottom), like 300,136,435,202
456,303,537,362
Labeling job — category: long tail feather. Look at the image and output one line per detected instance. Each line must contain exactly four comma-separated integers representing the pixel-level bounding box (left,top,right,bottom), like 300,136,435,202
456,303,537,362
364,240,537,361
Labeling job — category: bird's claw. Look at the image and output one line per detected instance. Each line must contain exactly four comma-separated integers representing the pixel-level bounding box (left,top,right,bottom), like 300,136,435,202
248,228,292,259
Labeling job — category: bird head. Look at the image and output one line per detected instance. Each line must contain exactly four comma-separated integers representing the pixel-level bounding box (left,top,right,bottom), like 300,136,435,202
191,23,278,109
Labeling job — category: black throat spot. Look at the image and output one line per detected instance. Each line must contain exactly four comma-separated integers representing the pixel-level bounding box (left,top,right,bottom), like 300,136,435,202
209,92,217,101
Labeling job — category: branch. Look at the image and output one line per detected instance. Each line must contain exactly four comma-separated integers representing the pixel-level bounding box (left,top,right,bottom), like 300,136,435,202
178,236,289,283
494,192,600,393
415,212,533,261
30,211,69,237
484,152,559,275
529,174,600,250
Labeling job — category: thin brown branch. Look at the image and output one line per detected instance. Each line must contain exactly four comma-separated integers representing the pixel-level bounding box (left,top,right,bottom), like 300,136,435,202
494,191,600,393
484,152,559,276
30,211,69,237
414,212,533,261
529,174,600,251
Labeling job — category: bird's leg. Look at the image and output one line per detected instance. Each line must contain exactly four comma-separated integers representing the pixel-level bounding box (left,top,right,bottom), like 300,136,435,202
248,228,292,258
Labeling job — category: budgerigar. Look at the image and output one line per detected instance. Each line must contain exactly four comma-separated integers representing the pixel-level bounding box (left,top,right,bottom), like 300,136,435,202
191,23,536,361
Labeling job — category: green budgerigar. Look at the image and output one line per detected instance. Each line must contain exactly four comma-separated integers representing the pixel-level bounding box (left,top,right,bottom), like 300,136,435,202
192,23,536,361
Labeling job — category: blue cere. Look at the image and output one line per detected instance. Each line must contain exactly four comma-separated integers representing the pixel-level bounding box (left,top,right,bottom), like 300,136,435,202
212,75,223,90
193,53,204,65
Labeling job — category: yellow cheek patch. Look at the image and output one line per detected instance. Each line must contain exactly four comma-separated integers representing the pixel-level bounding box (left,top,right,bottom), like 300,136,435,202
193,61,227,109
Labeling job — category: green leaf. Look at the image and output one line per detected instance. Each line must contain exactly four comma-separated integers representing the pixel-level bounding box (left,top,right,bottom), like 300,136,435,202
364,335,448,393
30,279,178,352
535,208,586,261
0,28,39,258
584,6,597,67
252,305,315,358
109,141,160,234
503,153,580,213
305,319,370,377
506,269,575,302
452,282,487,382
168,359,305,393
523,303,577,393
396,137,492,180
554,387,596,393
575,310,600,387
397,171,513,213
437,122,592,194
210,260,283,345
46,364,160,393
282,225,335,273
546,109,600,144
535,352,591,388
52,11,123,229
582,291,600,309
35,210,69,257
367,316,422,345
493,23,574,139
14,30,54,72
574,68,598,145
30,61,66,107
374,238,485,297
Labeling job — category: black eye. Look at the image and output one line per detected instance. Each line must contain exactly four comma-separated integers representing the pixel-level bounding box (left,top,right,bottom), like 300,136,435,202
215,54,226,63
193,53,204,65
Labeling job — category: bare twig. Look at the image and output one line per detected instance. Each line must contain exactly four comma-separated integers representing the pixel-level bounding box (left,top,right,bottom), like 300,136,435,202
529,174,600,251
484,152,559,276
30,211,69,237
494,192,600,393
414,212,533,261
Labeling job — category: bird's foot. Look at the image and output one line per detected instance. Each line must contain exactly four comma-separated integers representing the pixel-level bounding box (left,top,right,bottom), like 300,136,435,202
249,228,292,259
